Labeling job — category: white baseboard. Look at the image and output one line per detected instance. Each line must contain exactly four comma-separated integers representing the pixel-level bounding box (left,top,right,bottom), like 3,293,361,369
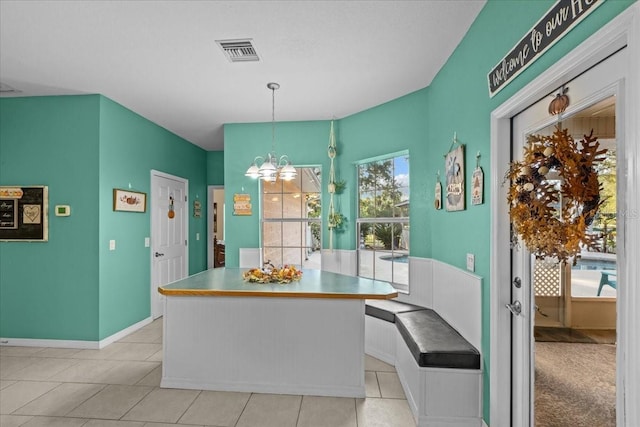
97,316,153,348
0,316,153,349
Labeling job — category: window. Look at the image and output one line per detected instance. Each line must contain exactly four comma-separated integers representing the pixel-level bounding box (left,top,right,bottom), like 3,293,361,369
357,153,410,292
262,167,322,269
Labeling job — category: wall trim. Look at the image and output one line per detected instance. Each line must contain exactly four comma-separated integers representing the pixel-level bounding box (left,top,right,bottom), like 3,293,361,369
0,316,153,350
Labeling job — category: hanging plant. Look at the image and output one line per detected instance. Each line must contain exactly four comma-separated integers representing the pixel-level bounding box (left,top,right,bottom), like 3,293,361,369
329,179,346,194
328,212,346,232
506,125,606,263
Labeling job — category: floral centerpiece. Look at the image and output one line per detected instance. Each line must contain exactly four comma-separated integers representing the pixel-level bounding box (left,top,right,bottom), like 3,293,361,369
243,262,303,284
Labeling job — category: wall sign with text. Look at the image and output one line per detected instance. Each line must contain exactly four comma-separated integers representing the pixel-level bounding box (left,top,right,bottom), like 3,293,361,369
0,186,49,241
488,0,603,97
233,193,252,216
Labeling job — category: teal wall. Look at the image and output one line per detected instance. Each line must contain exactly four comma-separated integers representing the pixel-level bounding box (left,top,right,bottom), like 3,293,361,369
222,1,635,422
97,96,207,339
1,95,101,340
0,95,208,341
0,0,634,421
207,151,224,185
224,121,330,267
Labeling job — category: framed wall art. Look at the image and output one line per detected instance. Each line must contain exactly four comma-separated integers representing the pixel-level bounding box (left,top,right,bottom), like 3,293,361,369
233,193,251,216
472,152,484,206
0,185,49,241
113,189,147,213
445,144,465,211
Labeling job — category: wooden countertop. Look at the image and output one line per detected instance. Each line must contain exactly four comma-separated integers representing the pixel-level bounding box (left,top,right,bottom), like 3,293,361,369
158,268,398,299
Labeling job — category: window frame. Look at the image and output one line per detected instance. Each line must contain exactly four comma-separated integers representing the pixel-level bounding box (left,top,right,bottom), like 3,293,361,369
260,166,322,269
355,151,410,292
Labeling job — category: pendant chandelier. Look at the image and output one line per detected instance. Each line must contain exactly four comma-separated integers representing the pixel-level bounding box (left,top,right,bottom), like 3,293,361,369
245,82,297,182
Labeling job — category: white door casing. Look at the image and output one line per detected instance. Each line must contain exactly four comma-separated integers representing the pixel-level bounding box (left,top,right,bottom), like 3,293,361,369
490,4,639,426
151,170,188,319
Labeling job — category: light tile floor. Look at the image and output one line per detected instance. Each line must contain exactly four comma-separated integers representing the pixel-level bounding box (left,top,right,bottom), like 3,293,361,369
0,319,416,427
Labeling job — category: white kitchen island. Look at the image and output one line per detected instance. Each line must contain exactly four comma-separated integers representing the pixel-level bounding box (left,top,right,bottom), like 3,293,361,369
157,268,397,398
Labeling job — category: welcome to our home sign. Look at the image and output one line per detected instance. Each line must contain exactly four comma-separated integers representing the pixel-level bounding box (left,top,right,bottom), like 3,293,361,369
488,0,603,97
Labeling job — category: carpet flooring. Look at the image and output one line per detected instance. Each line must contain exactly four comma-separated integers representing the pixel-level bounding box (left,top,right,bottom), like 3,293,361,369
534,327,616,344
535,341,616,426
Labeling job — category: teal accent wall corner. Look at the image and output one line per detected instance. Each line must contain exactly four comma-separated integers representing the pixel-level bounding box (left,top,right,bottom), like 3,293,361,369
207,151,224,185
0,95,101,341
0,94,208,343
98,96,208,339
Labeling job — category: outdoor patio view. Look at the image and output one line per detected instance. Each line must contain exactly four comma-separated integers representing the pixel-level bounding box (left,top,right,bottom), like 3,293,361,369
357,154,410,291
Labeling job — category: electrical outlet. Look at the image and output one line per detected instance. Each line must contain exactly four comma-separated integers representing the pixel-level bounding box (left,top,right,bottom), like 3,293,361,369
466,253,475,272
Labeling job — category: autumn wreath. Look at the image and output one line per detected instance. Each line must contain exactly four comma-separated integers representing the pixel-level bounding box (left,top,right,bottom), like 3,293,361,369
506,125,606,263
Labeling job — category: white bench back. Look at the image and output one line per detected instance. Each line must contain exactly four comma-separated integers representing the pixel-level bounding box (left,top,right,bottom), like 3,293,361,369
405,257,482,355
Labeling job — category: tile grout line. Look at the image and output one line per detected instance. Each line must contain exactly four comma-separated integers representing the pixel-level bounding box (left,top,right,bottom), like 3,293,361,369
232,392,253,427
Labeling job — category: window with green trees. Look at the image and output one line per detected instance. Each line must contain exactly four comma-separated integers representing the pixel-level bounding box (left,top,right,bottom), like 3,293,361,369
357,153,409,291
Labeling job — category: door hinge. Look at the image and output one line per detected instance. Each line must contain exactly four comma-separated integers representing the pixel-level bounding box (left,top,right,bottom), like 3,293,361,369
185,239,188,246
185,196,187,202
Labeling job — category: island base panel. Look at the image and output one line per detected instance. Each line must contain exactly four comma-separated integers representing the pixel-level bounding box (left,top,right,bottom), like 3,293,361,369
161,295,366,397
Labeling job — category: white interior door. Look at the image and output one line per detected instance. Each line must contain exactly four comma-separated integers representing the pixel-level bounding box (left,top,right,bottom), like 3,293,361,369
151,170,188,318
509,49,626,425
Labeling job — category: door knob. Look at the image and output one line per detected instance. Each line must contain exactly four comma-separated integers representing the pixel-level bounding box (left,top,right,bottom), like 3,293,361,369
506,300,522,316
155,252,164,257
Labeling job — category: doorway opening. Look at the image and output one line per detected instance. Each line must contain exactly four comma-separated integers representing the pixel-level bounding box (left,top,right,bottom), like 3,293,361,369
208,185,225,269
513,94,618,425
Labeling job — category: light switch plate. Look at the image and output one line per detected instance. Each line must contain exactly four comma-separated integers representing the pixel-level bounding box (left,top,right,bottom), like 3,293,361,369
144,237,150,247
109,240,116,251
466,253,475,272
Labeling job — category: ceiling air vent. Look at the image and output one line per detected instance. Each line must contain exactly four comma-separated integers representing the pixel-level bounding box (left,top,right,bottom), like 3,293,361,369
216,39,259,62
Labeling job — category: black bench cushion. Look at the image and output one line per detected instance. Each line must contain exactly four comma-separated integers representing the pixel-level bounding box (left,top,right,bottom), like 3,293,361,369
365,299,426,323
395,309,480,369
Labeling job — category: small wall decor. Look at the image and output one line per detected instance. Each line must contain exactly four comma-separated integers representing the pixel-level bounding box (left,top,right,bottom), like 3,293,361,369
548,86,569,115
193,199,201,218
168,195,175,219
0,186,49,241
506,125,605,263
471,152,484,206
233,193,252,216
444,133,465,211
434,171,442,210
113,189,146,213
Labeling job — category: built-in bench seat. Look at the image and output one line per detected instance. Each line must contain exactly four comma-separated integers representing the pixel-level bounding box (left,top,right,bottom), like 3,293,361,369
395,309,480,370
365,299,425,323
365,297,482,426
364,299,424,364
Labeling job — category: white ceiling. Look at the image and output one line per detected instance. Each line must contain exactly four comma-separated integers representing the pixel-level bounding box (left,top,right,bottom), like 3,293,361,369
0,1,486,151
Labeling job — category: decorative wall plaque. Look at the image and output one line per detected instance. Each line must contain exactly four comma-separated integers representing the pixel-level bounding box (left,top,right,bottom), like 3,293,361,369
233,193,252,216
0,186,49,241
445,145,465,212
